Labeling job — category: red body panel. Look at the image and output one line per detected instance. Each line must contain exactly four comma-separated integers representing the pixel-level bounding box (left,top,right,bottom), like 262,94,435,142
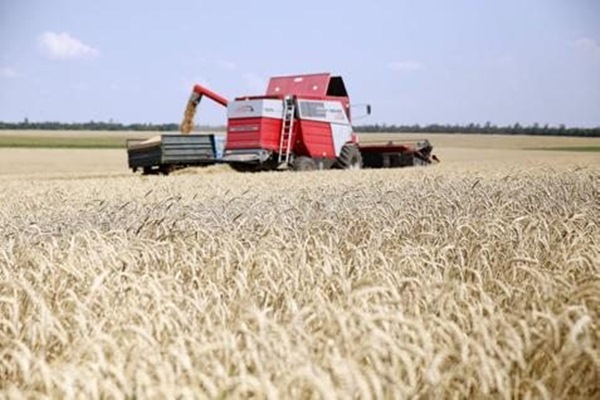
296,120,335,158
226,114,337,159
266,73,331,97
225,117,283,151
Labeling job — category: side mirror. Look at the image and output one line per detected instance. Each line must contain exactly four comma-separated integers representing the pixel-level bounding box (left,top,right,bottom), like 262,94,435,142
350,103,372,121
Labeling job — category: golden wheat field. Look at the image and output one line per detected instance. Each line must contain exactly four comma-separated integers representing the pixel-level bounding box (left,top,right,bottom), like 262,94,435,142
0,134,599,398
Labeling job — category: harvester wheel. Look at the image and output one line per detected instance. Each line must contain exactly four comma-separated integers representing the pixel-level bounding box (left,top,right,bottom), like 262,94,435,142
229,163,262,173
336,144,362,170
292,156,317,171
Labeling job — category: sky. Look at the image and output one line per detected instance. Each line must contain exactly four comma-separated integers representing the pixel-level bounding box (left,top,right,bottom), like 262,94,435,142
0,0,599,127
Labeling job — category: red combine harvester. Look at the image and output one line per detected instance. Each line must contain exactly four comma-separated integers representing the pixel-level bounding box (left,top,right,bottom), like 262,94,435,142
223,73,366,171
127,73,437,174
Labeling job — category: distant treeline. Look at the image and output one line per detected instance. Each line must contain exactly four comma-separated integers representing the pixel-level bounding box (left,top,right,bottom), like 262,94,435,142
1,120,599,137
355,123,600,137
0,120,184,132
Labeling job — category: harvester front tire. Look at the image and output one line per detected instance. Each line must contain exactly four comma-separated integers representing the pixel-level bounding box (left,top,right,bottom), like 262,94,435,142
336,144,362,170
292,156,317,171
229,163,261,173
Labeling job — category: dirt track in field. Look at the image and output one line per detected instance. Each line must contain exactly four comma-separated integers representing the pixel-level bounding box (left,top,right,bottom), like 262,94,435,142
0,132,597,178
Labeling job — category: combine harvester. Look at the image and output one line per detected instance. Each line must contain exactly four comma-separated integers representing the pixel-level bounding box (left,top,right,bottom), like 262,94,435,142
127,72,437,173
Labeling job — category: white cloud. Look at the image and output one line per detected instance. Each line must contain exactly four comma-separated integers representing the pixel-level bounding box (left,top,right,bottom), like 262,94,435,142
569,37,600,61
387,60,424,72
39,31,100,60
0,66,21,78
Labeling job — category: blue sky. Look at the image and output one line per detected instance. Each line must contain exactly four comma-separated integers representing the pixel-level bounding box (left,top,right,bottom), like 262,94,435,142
1,0,599,126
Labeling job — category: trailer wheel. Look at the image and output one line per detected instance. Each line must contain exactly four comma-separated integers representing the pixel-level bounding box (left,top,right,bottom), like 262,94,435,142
292,156,317,171
159,165,173,175
336,144,362,170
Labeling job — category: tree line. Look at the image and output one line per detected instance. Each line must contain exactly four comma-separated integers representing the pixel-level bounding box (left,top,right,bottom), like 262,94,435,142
355,122,600,137
0,119,183,132
1,120,598,137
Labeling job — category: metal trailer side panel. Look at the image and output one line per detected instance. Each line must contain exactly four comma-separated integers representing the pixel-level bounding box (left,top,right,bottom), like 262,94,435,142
160,135,216,164
127,135,217,170
127,144,162,168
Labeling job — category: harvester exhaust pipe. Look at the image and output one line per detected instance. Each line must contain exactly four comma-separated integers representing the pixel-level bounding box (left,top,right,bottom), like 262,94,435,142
180,84,229,135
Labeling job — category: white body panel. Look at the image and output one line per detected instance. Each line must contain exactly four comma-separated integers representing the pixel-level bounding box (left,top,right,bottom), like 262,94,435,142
331,123,353,156
227,99,284,120
298,99,353,157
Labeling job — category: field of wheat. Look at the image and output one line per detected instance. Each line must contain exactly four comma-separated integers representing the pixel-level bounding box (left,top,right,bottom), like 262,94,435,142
1,151,599,398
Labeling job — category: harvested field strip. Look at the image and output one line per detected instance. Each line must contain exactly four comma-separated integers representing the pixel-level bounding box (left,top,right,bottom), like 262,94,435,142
0,131,598,151
0,135,126,148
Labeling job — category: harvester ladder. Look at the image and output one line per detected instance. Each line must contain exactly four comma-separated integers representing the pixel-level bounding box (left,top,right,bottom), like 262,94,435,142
278,96,295,165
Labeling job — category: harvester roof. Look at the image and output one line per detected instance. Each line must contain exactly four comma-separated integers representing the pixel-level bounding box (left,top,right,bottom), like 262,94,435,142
266,73,348,98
